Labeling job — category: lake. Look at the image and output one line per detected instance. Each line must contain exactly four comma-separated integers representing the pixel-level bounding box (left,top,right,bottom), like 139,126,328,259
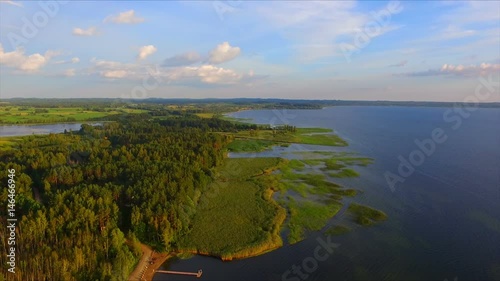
0,123,102,137
155,106,500,281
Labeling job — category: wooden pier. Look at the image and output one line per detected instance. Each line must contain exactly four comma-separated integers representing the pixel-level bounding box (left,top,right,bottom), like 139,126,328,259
155,269,203,278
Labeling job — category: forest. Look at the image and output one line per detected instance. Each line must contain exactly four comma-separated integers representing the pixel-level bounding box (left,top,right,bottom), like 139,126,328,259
0,112,258,281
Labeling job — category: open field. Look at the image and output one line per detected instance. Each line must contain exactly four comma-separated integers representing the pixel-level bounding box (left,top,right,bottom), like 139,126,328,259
0,135,38,150
194,113,215,118
226,139,279,152
0,137,20,149
0,106,146,124
231,127,347,148
178,158,286,260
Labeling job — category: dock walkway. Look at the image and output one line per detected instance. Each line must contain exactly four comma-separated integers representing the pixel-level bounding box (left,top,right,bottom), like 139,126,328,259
155,269,203,278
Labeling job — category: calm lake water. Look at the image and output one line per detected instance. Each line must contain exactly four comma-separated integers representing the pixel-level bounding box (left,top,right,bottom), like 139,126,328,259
155,106,500,281
0,123,102,137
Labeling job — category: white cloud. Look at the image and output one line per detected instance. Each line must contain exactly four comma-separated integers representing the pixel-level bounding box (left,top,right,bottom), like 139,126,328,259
253,1,402,61
64,68,76,77
169,65,243,84
102,70,128,79
441,63,500,76
90,57,252,85
0,44,57,73
53,57,80,65
138,45,157,60
209,42,241,64
72,27,97,36
162,52,201,67
0,1,23,7
104,10,144,24
400,63,500,77
90,58,140,79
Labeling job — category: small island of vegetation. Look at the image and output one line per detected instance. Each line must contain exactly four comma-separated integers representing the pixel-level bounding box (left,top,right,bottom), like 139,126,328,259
348,203,388,226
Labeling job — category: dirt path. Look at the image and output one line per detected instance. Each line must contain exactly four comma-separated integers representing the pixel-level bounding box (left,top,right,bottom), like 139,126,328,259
128,244,153,281
32,186,42,203
142,251,171,281
128,243,171,281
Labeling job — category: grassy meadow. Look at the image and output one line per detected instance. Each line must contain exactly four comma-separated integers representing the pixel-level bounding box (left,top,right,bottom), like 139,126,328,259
230,127,348,149
194,113,215,118
226,139,279,152
178,158,287,260
0,137,20,149
0,106,146,124
0,135,45,150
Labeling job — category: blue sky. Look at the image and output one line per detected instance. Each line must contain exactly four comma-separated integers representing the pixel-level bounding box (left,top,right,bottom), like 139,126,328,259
0,0,499,101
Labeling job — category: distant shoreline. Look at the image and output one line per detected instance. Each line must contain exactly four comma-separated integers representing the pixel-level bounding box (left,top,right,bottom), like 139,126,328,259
2,98,499,108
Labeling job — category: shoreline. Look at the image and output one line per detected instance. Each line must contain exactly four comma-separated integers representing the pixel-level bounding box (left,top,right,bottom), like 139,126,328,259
0,121,108,127
141,251,171,281
0,122,108,139
130,119,359,281
128,243,171,281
